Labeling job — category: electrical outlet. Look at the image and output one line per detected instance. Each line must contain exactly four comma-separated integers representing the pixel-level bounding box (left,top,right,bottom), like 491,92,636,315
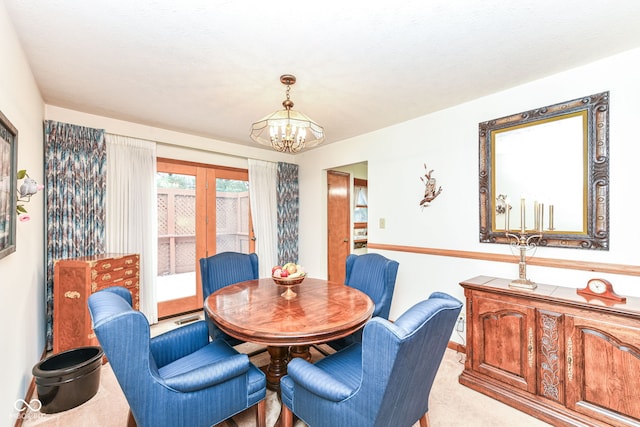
456,315,465,332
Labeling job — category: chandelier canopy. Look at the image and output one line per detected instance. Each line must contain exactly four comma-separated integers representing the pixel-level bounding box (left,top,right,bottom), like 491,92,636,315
250,74,325,153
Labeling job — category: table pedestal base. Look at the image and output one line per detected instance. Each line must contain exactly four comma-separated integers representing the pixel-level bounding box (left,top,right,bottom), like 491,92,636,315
289,345,312,362
265,345,311,392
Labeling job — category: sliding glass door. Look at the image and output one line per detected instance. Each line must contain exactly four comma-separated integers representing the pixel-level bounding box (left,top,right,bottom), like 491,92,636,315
156,159,253,318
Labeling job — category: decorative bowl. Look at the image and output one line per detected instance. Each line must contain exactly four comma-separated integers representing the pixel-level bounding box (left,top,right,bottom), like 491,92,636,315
272,274,306,299
272,274,306,286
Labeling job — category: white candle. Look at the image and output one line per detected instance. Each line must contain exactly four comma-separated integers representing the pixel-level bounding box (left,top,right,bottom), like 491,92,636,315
549,205,554,230
520,198,526,233
538,203,544,232
506,204,510,231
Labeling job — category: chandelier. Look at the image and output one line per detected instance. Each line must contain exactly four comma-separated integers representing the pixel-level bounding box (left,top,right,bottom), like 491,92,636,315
250,74,325,153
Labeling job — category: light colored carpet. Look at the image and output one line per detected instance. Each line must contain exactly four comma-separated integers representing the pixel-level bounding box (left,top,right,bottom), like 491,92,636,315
21,344,551,426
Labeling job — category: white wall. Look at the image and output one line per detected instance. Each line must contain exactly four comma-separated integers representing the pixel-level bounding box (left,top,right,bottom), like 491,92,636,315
0,2,45,424
297,48,640,336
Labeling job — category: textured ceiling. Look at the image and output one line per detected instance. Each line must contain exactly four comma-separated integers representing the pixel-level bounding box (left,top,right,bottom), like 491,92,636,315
5,0,640,152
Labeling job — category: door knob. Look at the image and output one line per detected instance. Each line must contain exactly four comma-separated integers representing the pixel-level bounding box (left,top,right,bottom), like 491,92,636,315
343,238,349,242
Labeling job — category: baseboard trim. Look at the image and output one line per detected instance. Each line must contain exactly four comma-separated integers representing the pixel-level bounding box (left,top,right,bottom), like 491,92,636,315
448,341,465,354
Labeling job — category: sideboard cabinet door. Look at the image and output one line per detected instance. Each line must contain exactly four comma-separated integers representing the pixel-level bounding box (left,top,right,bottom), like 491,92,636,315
565,314,640,425
471,293,537,394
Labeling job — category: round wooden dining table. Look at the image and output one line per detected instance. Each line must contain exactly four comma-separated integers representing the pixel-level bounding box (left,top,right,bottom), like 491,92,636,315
204,277,374,391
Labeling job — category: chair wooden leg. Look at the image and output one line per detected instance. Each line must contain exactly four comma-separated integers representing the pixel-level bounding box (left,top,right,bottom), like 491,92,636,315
419,412,430,427
256,399,266,427
281,403,294,427
127,410,137,427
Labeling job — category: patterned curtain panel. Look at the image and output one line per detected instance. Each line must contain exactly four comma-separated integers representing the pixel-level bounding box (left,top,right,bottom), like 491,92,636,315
44,120,106,350
276,162,299,265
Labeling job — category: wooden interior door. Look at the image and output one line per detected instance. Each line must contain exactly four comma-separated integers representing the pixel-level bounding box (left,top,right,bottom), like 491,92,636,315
327,170,350,283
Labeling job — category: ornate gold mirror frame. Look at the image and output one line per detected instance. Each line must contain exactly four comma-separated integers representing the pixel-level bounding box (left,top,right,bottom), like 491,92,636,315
479,92,609,250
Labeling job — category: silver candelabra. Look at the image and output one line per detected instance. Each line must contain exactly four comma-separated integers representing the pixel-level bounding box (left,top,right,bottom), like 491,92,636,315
505,230,541,290
502,197,547,290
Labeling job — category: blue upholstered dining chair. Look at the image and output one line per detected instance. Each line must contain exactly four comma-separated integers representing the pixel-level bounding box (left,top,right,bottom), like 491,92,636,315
281,292,462,427
87,287,266,427
327,253,399,350
199,251,259,345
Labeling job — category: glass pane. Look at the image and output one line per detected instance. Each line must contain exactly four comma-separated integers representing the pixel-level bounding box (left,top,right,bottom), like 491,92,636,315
354,185,368,222
216,178,250,254
156,172,197,302
356,186,368,206
354,207,368,223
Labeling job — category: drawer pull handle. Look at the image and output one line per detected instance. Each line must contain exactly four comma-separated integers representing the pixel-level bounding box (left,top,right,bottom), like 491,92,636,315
64,291,81,299
125,259,133,265
527,328,534,368
101,263,111,269
567,337,574,381
102,273,111,281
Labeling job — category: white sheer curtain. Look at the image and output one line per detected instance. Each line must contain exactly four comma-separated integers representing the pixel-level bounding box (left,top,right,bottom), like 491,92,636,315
248,159,278,277
105,134,158,324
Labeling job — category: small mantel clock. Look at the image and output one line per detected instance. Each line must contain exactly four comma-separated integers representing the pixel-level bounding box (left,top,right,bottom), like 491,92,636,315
577,278,626,303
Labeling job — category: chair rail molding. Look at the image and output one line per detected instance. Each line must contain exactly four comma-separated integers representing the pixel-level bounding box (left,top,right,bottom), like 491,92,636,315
367,243,640,276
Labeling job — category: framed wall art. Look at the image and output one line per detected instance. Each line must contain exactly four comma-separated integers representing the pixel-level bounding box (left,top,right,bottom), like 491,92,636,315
0,110,18,260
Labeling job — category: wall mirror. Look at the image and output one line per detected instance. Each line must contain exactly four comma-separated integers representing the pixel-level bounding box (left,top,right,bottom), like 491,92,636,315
479,92,609,250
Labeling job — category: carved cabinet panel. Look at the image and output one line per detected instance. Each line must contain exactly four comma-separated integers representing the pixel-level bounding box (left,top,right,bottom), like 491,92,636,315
538,310,565,404
460,276,640,427
53,253,140,354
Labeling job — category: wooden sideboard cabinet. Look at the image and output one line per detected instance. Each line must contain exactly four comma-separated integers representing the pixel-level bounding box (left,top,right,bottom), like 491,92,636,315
53,253,140,354
460,276,640,427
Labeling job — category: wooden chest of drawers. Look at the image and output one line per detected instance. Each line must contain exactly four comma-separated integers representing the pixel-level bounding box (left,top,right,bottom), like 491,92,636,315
53,253,140,354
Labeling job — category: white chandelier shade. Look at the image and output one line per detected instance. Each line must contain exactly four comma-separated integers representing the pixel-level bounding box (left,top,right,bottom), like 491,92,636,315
250,74,325,153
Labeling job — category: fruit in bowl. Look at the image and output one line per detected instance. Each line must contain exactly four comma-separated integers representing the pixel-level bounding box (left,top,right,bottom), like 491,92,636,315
272,263,306,285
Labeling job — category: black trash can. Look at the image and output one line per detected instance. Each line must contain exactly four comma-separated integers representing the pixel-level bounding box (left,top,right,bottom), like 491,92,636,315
32,346,104,413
